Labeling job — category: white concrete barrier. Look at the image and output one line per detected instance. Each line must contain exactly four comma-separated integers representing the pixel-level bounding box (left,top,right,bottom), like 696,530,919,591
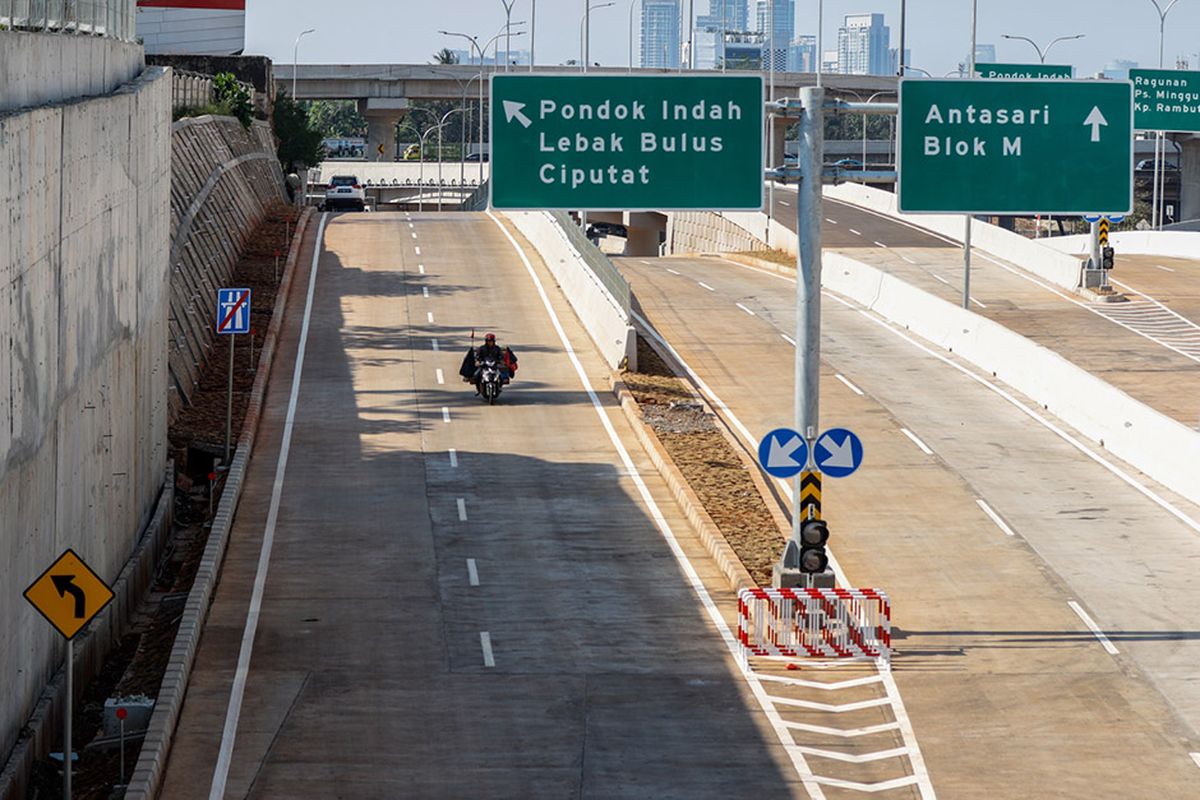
824,182,1084,290
502,211,636,370
1040,231,1200,260
822,251,1200,506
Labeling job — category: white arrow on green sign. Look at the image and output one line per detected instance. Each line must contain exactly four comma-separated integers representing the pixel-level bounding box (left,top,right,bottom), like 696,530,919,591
898,78,1133,215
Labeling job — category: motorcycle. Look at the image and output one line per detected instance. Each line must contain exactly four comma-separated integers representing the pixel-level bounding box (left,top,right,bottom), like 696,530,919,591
476,356,507,404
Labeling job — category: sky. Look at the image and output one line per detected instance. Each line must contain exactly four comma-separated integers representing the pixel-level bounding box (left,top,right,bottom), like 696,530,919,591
245,1,1200,77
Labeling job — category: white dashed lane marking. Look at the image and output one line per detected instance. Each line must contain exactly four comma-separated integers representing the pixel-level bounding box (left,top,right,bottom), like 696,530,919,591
975,499,1017,537
736,303,756,316
457,498,468,521
900,428,934,455
480,632,495,667
1068,601,1120,656
436,368,445,384
467,558,480,586
698,282,716,292
449,448,458,467
834,373,864,396
442,407,451,423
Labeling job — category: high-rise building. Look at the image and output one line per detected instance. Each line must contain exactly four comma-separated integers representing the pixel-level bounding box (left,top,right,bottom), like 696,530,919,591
695,0,755,69
789,35,816,73
724,31,766,71
755,0,795,72
641,0,681,69
836,13,890,75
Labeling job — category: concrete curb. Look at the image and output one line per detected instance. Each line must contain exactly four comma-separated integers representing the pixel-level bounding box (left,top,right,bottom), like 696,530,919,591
612,378,757,594
123,206,316,800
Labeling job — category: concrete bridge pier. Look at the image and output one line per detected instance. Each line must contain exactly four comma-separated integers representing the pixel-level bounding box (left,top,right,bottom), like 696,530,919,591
625,212,667,256
358,98,408,162
1178,134,1200,224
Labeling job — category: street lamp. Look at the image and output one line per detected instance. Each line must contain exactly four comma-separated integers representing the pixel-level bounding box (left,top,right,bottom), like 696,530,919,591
499,0,517,70
441,27,525,183
1148,0,1184,229
1000,33,1084,64
628,0,638,73
581,1,615,72
291,28,316,99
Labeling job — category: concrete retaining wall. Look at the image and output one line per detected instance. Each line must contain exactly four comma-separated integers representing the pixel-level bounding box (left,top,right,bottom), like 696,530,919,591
502,211,636,370
824,182,1085,290
668,211,770,255
1040,230,1200,260
0,65,171,775
0,30,143,113
168,115,286,415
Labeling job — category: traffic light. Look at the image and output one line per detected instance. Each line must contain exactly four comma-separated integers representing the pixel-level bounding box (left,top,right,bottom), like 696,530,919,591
1102,247,1115,270
798,518,829,574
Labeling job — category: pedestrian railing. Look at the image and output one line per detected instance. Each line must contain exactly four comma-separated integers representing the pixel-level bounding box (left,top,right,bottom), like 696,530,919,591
0,0,136,40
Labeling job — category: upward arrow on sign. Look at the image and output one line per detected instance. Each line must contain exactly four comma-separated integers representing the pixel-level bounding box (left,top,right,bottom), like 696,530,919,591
1084,106,1108,142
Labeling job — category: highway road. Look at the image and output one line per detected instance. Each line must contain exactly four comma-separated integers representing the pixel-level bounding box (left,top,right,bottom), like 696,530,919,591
156,211,944,798
766,186,1200,430
617,251,1200,798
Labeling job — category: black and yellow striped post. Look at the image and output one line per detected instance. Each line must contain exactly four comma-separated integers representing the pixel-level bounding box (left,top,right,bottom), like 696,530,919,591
800,470,822,521
1098,217,1110,248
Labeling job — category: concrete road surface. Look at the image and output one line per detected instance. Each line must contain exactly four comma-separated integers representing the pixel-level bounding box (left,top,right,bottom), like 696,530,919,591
159,211,831,799
618,252,1200,798
765,187,1200,429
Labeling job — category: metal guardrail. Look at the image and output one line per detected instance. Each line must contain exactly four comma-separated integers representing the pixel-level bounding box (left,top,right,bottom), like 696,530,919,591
0,0,136,40
549,210,631,315
459,180,489,212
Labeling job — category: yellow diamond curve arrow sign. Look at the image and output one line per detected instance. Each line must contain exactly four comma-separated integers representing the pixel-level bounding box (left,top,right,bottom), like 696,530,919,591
23,548,115,640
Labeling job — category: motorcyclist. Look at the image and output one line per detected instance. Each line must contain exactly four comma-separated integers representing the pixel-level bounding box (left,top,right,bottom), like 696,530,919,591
460,333,518,394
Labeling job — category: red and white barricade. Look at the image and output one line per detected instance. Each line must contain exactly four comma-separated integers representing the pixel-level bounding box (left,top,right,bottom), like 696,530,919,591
737,587,891,662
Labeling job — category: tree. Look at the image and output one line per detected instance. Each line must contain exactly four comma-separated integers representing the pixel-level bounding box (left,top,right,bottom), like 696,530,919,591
274,90,324,171
433,48,460,65
213,72,254,128
307,100,367,138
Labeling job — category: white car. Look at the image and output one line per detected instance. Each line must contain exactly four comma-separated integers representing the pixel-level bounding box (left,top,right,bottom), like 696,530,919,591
324,175,365,211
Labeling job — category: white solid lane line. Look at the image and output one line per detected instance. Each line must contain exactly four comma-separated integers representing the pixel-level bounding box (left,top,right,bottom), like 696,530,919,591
467,558,480,586
1067,601,1120,656
835,373,864,396
667,268,681,275
487,212,841,798
457,498,468,521
480,632,495,667
849,228,862,236
436,368,445,385
208,213,330,800
975,499,1017,537
449,448,458,467
736,303,756,316
442,407,451,423
698,281,716,291
900,428,934,456
1156,264,1176,273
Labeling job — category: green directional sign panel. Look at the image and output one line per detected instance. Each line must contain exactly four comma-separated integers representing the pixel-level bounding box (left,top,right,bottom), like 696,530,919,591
489,74,763,210
976,63,1073,80
898,78,1133,215
1130,68,1200,132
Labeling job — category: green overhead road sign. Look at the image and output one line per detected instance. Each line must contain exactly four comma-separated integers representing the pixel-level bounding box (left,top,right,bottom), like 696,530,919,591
489,74,763,210
1130,68,1200,132
976,63,1073,80
898,78,1133,215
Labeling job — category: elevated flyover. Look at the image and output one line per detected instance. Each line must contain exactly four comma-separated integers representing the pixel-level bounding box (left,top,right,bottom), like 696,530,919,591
618,251,1200,797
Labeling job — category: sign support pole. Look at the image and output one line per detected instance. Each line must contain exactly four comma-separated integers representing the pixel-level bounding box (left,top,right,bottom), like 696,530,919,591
225,333,235,464
963,0,977,310
793,85,824,553
64,638,72,799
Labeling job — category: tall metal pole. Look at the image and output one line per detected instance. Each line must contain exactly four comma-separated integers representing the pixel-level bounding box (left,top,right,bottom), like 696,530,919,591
768,0,775,228
584,0,590,72
897,0,906,75
963,0,977,309
686,0,694,69
292,28,315,100
530,0,536,70
816,0,823,87
64,639,73,800
793,86,825,551
1148,0,1183,229
225,334,234,463
720,0,727,72
629,0,636,71
501,0,515,71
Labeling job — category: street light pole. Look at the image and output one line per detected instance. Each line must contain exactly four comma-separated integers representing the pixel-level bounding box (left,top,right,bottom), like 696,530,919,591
964,0,977,310
1148,0,1183,229
500,0,516,70
581,1,615,71
629,0,637,72
291,28,315,99
1001,32,1085,64
530,0,536,70
897,0,906,75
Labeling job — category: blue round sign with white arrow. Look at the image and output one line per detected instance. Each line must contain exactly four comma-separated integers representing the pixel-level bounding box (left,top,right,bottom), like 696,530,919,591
1083,214,1102,224
758,428,809,479
813,428,864,478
